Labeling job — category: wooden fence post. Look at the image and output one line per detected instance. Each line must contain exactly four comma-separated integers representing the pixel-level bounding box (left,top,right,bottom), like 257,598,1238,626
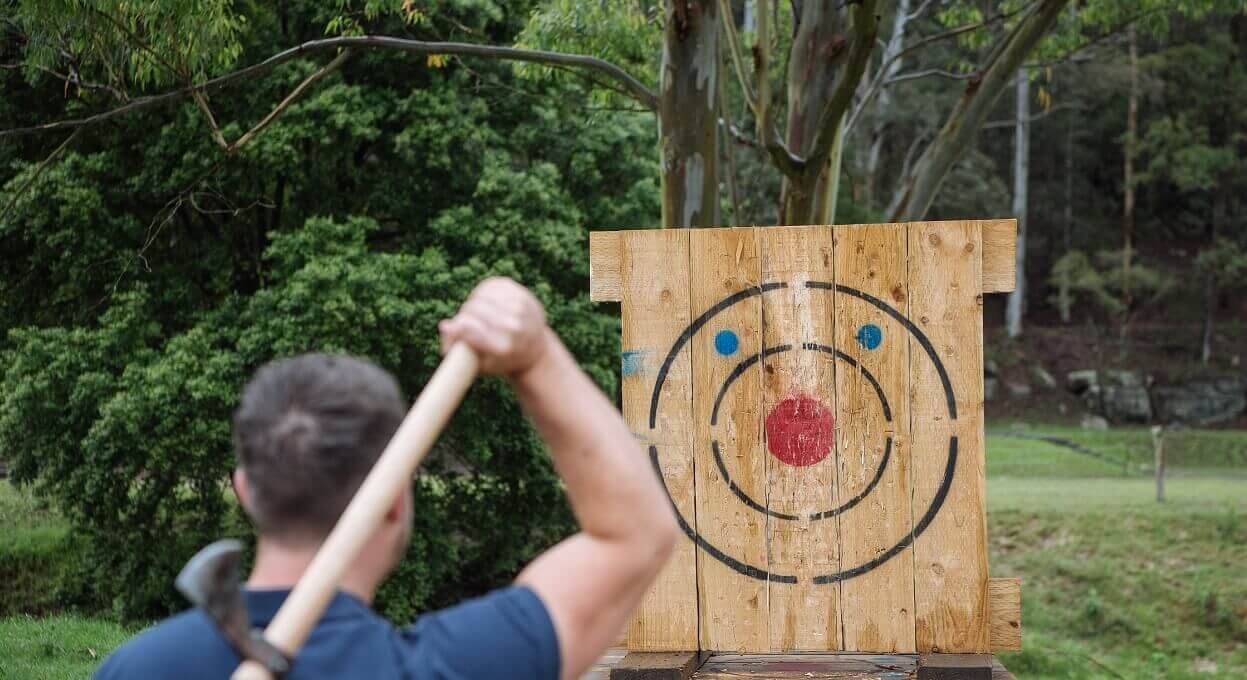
1150,425,1165,503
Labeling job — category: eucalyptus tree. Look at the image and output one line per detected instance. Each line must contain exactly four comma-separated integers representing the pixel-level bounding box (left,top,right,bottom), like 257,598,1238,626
4,0,1242,231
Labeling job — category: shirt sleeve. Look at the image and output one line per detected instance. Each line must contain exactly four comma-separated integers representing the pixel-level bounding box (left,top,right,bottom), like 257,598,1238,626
399,585,561,680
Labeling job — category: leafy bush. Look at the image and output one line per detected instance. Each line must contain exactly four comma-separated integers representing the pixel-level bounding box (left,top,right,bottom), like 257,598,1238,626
0,210,620,620
0,0,656,622
1047,249,1174,321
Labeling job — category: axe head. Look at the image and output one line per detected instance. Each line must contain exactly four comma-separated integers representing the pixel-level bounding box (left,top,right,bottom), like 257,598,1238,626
177,539,291,676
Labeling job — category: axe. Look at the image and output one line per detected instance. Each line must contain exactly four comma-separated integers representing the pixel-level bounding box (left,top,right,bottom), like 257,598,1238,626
176,344,480,680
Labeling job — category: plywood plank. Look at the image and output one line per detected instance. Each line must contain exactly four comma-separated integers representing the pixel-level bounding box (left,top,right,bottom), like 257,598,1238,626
832,223,917,652
590,230,624,302
980,220,1017,294
907,221,990,653
620,229,699,650
989,577,1022,652
758,226,840,651
596,220,1012,300
690,227,768,652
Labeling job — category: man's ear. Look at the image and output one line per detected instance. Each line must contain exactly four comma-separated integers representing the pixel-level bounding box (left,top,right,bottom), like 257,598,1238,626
232,468,252,511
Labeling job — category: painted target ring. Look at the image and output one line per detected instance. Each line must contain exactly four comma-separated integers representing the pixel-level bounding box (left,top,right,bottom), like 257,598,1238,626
647,281,959,585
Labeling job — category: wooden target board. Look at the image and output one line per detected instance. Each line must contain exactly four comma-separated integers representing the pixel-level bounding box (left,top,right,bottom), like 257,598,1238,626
590,221,1022,655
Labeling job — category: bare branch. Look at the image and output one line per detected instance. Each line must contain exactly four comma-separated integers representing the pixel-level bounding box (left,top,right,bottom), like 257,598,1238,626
1,35,657,138
228,48,351,152
718,0,758,112
3,62,131,102
192,90,230,150
900,132,928,178
717,116,806,176
0,128,83,224
884,68,977,85
907,0,937,21
846,0,1040,135
982,102,1085,129
721,118,756,147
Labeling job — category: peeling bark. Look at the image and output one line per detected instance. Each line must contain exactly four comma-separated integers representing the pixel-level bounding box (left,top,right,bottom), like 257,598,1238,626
779,0,877,225
661,0,720,227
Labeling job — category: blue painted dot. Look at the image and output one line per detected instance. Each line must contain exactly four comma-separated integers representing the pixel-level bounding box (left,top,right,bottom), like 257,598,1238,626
621,350,647,377
856,323,883,350
714,329,739,356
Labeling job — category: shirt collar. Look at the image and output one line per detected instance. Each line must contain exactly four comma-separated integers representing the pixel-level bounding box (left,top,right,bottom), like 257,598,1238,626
243,588,374,627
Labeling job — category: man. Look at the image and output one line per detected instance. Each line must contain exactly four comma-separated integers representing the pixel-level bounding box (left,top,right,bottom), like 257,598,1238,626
95,277,680,679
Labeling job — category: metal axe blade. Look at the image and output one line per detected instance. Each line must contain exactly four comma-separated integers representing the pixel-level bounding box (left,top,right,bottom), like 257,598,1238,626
177,539,291,676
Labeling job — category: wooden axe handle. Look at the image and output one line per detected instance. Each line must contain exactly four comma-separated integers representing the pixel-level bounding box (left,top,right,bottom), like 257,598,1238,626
231,343,479,680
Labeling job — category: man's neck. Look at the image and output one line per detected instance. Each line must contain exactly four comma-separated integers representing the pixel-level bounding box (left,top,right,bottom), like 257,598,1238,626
246,537,379,604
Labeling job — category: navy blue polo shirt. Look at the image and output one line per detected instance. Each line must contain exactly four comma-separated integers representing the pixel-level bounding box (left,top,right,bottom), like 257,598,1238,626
93,586,560,679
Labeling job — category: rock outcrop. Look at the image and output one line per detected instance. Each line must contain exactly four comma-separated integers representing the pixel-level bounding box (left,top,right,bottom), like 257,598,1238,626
1064,369,1246,425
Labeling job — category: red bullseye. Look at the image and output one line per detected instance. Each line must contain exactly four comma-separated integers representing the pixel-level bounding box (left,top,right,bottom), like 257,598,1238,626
765,394,834,467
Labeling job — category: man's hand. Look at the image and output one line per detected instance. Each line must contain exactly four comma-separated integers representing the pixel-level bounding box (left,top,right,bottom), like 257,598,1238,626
439,277,552,377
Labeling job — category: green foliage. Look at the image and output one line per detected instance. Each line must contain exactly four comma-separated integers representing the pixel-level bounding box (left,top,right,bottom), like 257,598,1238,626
1137,31,1247,194
1195,239,1247,288
11,0,246,89
0,1,655,621
514,0,661,95
1047,249,1173,318
0,484,72,617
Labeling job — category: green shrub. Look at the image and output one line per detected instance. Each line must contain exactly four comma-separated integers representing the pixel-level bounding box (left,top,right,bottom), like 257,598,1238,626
0,212,619,621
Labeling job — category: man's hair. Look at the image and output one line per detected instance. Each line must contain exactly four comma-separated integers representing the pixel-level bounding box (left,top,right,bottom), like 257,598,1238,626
232,353,406,541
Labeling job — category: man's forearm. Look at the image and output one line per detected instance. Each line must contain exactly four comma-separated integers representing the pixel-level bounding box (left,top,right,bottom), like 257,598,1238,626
512,329,675,545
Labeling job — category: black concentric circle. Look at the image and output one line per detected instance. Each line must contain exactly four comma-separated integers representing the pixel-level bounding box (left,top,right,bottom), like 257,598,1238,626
647,281,958,584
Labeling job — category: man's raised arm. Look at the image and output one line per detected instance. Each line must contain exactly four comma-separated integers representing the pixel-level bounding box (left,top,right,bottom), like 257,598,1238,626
439,278,679,680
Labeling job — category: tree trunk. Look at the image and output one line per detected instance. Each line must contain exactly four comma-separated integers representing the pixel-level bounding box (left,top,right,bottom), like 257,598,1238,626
779,1,849,224
888,0,1071,221
1006,69,1029,339
1058,119,1073,323
864,0,912,210
1121,25,1138,338
778,0,876,225
1200,20,1237,364
660,0,720,227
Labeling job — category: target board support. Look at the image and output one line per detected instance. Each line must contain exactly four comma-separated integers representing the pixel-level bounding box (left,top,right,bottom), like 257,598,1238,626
589,221,1020,656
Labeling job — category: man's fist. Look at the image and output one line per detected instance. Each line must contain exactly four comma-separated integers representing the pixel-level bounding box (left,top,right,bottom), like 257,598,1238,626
439,277,552,377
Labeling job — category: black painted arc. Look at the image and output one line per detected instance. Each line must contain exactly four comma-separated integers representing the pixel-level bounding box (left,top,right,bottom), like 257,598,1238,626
806,436,892,521
648,282,788,429
711,440,800,521
713,437,893,523
644,280,961,585
648,445,799,584
801,343,893,422
710,345,792,426
812,436,959,584
805,281,957,420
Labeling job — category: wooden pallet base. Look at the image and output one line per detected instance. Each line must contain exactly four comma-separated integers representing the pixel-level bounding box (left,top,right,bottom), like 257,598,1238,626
917,653,994,680
608,652,708,680
586,649,1014,680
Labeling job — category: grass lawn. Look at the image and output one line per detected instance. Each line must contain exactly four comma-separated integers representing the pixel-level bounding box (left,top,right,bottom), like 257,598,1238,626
0,615,131,680
988,477,1247,679
1,427,1245,679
